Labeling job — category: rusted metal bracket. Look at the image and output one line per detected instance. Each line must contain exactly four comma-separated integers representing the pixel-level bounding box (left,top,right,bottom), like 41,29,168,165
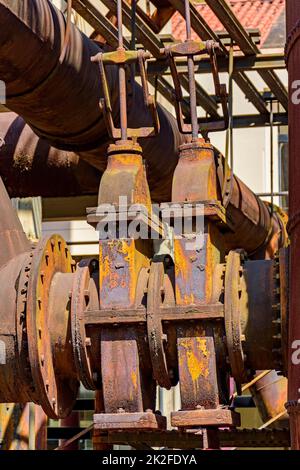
171,408,241,429
94,411,166,431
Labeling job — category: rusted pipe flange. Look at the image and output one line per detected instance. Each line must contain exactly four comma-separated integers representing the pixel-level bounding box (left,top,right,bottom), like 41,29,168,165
146,259,174,390
224,250,249,391
26,235,78,419
71,258,99,390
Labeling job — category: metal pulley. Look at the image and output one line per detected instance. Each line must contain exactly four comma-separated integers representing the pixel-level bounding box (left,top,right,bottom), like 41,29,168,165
26,235,78,419
146,257,176,390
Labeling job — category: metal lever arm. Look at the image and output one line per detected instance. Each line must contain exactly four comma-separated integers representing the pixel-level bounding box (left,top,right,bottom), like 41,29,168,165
91,49,160,140
162,39,229,139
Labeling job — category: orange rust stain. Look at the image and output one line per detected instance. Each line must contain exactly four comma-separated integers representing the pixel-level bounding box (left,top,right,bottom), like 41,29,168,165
131,370,138,389
174,240,194,305
180,338,210,382
174,240,190,281
99,238,150,307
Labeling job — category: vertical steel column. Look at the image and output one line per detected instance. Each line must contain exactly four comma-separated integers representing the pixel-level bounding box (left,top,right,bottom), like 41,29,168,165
286,0,300,449
184,0,198,140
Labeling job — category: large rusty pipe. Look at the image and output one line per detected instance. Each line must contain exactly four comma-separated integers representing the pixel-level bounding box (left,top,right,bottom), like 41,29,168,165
0,175,29,267
286,0,300,449
222,168,285,258
0,113,101,197
0,0,184,202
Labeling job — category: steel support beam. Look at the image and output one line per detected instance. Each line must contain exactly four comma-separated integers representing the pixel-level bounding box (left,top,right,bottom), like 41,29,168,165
91,428,290,449
72,0,130,48
72,0,181,114
197,112,287,129
146,53,286,76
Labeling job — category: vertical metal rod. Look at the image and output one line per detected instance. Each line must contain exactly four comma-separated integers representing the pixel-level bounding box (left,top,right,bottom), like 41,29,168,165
184,0,192,39
227,42,234,170
117,0,123,49
184,0,198,140
117,0,127,141
130,0,137,50
130,0,137,106
270,100,274,212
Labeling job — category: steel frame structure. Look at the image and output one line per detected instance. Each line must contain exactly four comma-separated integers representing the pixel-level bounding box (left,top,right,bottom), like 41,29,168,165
72,0,287,128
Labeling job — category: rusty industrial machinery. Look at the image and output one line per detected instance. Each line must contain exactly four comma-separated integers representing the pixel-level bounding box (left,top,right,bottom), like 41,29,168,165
0,0,297,451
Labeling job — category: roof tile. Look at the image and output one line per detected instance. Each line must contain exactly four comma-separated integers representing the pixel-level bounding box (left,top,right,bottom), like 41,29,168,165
172,0,285,47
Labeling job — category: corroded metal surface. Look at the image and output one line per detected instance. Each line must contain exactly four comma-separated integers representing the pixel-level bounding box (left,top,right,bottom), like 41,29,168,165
250,371,288,429
171,408,241,428
172,140,286,259
94,411,166,430
0,233,79,419
0,134,290,447
224,250,248,387
0,176,29,267
162,0,229,140
96,140,158,428
94,428,290,448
